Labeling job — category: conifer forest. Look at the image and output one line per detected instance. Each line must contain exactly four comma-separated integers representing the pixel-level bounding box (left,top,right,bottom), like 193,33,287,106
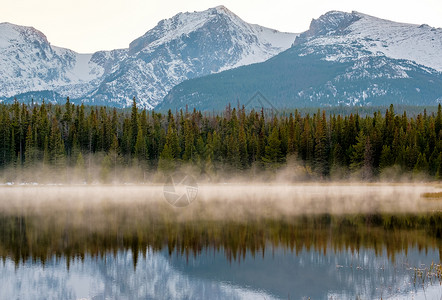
0,97,440,182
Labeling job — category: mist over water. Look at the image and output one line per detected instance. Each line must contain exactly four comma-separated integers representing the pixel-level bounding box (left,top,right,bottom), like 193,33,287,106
0,182,441,217
1,182,442,299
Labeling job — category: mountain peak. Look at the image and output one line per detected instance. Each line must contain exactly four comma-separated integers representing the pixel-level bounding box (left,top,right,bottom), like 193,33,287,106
311,11,360,35
210,5,239,17
128,5,292,55
0,22,49,48
128,6,235,54
293,11,362,45
293,9,442,72
212,5,230,12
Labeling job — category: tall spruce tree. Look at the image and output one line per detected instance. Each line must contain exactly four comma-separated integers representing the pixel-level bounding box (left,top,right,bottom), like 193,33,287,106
262,127,282,168
49,118,66,171
130,97,138,153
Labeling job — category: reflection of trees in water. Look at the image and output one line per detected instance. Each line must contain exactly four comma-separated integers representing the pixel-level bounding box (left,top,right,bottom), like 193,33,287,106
1,210,442,267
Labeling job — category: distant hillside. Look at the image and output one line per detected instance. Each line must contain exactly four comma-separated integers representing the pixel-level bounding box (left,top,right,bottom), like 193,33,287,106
159,11,442,111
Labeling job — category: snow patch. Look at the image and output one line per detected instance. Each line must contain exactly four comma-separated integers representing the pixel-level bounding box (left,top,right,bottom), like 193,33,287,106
302,12,442,72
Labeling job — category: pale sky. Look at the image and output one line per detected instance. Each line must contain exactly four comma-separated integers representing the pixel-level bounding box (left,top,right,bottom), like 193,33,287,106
1,0,441,53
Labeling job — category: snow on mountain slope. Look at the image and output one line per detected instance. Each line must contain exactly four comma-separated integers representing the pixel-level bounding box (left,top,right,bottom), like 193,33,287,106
0,6,297,108
296,11,442,71
5,9,440,109
205,5,296,70
51,47,104,82
87,5,297,108
0,22,108,99
129,6,294,60
160,11,442,111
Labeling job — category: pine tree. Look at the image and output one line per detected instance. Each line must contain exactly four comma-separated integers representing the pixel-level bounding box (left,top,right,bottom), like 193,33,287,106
165,122,181,159
43,136,49,167
379,145,394,170
134,126,147,161
262,127,282,168
436,103,442,135
71,134,81,167
238,126,248,170
314,111,329,176
413,152,429,174
158,122,180,174
24,125,35,169
62,97,72,153
158,143,175,174
287,113,296,154
428,149,440,176
404,143,419,171
109,134,120,181
363,137,374,178
49,118,66,171
204,132,215,177
300,117,313,163
256,122,266,167
331,143,345,167
130,97,138,153
211,130,222,165
435,153,442,180
0,109,11,167
183,120,195,161
350,131,365,171
38,100,50,150
226,133,240,169
10,127,16,167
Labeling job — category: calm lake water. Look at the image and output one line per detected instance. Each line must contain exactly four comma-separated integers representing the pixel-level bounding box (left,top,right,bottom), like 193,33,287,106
1,184,442,299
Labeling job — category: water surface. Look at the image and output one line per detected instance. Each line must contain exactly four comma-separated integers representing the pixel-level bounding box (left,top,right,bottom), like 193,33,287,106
1,184,442,299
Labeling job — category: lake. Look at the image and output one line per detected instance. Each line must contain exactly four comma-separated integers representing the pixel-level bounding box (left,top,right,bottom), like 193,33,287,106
1,184,441,299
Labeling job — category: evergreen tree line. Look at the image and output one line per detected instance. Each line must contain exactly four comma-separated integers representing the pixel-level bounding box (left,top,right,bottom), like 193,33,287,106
0,97,441,182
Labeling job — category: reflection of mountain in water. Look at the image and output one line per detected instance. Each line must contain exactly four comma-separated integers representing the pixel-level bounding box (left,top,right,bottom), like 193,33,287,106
0,249,277,300
0,247,440,299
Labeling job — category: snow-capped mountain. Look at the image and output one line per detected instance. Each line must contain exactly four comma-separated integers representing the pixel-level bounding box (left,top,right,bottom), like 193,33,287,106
0,22,109,99
294,11,442,72
0,6,297,108
87,6,296,109
160,11,442,110
289,10,442,106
